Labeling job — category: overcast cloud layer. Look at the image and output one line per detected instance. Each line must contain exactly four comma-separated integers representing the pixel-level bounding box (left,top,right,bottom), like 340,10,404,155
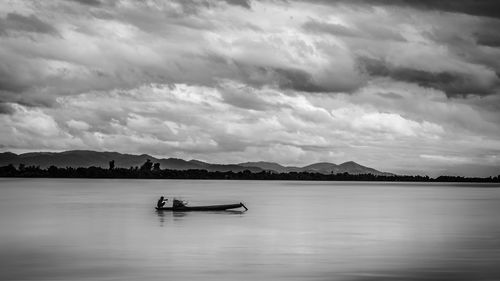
1,0,499,176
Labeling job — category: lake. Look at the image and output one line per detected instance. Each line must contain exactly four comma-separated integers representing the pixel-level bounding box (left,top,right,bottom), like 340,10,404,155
1,179,500,281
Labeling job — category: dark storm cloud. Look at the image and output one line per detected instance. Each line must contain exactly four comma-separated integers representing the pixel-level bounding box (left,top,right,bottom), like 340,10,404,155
110,3,216,35
70,0,102,6
218,84,272,111
0,13,58,36
358,57,500,96
236,66,351,93
0,103,14,115
0,71,27,93
473,19,500,47
232,62,334,92
0,0,497,103
476,33,500,48
207,54,363,94
0,56,36,94
297,0,500,19
376,92,404,100
171,0,251,14
274,68,329,92
224,0,251,8
375,0,500,19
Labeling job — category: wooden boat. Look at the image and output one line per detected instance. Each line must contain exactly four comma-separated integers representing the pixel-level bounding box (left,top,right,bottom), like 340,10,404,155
155,202,248,212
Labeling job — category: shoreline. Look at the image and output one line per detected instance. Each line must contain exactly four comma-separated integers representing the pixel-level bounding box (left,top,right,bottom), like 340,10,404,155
1,165,498,183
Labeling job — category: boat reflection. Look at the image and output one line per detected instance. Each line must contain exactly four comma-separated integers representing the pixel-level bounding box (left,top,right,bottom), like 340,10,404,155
155,208,247,226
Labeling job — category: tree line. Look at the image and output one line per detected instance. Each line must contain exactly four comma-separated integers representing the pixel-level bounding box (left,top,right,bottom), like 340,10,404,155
0,159,499,182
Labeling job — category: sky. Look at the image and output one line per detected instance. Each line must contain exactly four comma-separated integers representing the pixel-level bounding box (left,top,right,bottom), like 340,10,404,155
0,0,499,177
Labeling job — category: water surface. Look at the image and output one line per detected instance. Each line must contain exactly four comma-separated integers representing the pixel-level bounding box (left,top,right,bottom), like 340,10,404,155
1,179,500,280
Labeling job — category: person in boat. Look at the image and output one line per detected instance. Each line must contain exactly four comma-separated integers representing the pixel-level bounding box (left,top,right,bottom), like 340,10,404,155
157,196,167,208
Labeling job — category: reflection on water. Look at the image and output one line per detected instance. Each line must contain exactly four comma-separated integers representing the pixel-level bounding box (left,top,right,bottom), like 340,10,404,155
156,209,247,227
1,179,500,280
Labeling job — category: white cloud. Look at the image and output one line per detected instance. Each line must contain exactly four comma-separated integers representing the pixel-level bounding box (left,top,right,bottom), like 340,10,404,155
66,119,90,131
351,112,443,137
2,80,499,176
420,154,470,164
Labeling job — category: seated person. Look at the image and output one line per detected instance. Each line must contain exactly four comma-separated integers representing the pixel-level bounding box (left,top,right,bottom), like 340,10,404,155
157,196,167,208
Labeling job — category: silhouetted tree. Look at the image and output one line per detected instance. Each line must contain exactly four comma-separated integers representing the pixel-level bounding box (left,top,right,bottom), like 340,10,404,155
109,160,115,170
48,165,58,177
140,159,153,171
0,164,17,176
153,162,160,171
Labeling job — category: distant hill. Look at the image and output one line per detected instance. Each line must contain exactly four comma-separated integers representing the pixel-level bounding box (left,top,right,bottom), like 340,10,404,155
0,150,392,175
302,162,340,173
238,161,293,173
240,160,391,176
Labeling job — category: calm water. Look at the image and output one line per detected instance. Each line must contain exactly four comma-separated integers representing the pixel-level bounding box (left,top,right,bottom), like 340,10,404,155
1,179,500,281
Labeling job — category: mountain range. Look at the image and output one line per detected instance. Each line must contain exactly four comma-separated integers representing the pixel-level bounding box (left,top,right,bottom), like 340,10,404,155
0,150,393,176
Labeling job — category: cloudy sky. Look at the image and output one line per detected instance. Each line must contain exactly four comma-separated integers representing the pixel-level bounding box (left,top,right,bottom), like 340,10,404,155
1,0,500,176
